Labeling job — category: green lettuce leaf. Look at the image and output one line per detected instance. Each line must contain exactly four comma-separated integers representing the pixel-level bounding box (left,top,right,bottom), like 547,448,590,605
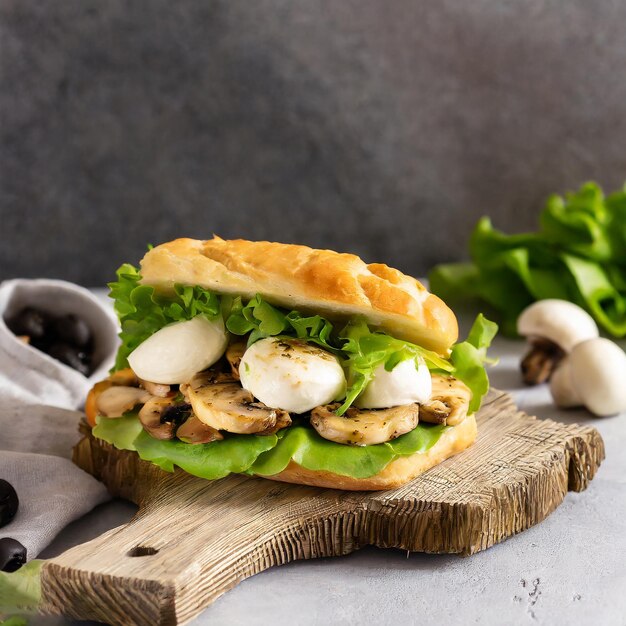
225,295,289,345
132,430,278,479
92,412,278,479
446,314,498,415
249,420,448,478
0,560,42,615
429,182,626,337
92,412,144,450
92,413,448,480
108,264,221,370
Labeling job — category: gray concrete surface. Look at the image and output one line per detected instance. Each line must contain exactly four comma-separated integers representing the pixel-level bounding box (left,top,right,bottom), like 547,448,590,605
2,1,626,285
33,297,626,626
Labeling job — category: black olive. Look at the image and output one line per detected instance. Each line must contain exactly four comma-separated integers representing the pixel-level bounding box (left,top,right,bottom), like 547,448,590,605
53,313,92,348
0,479,19,528
0,537,27,572
47,342,91,376
5,307,48,339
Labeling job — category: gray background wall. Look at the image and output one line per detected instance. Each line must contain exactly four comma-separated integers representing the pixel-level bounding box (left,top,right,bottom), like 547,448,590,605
1,0,625,286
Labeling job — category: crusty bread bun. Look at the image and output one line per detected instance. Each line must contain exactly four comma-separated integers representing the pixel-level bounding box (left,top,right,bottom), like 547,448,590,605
263,415,477,490
140,237,458,354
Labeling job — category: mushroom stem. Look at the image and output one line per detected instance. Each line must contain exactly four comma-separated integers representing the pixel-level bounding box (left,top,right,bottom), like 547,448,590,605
521,339,565,385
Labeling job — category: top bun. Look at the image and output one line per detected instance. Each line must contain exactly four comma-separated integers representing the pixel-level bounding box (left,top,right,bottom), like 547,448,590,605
139,237,458,354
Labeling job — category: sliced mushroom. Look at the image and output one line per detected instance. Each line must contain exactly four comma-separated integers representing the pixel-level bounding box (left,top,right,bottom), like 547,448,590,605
185,372,291,434
180,367,234,391
418,399,450,425
225,342,246,380
176,414,223,444
96,386,152,418
254,410,293,436
86,368,142,425
310,402,419,446
138,397,180,440
139,378,172,398
422,374,471,426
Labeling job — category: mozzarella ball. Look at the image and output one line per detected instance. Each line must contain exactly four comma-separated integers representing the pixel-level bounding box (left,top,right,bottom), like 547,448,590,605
239,337,346,414
128,315,227,384
355,357,432,409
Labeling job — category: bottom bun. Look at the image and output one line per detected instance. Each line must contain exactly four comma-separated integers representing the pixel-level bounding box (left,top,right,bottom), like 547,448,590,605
261,414,477,491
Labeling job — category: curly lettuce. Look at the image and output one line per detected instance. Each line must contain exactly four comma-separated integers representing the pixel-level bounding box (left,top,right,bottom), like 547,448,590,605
226,295,338,352
429,182,626,337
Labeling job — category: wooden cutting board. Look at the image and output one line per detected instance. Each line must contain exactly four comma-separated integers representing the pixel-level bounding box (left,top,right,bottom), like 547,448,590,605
38,389,604,626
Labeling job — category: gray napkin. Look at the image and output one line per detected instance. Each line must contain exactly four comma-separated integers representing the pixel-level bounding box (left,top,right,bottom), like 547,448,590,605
0,279,118,559
0,409,110,558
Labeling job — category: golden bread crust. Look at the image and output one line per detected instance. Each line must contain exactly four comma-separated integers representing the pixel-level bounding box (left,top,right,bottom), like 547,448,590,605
140,237,458,353
262,414,477,491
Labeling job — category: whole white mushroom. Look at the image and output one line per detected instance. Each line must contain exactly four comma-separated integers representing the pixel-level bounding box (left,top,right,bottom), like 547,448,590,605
550,337,626,416
517,299,599,385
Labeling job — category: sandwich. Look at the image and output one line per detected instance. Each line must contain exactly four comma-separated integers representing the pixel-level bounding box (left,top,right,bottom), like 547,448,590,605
86,237,497,490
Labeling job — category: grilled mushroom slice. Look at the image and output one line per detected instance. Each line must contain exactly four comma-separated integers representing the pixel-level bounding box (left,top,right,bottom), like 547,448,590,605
418,399,449,425
139,378,172,398
176,415,223,444
138,397,192,440
86,368,141,424
185,372,291,434
420,374,471,426
225,342,246,380
96,386,152,418
310,402,419,446
253,410,293,436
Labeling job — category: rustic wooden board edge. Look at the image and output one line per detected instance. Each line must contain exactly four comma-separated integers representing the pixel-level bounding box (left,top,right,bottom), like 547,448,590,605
38,390,605,626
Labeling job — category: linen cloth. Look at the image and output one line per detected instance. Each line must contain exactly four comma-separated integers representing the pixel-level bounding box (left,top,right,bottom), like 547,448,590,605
0,279,118,559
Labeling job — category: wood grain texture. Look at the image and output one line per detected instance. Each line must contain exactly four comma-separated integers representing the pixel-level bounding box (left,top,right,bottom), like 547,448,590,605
39,390,604,626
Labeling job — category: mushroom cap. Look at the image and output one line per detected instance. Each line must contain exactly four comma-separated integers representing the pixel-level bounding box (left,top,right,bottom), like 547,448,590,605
517,299,598,352
552,338,626,416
